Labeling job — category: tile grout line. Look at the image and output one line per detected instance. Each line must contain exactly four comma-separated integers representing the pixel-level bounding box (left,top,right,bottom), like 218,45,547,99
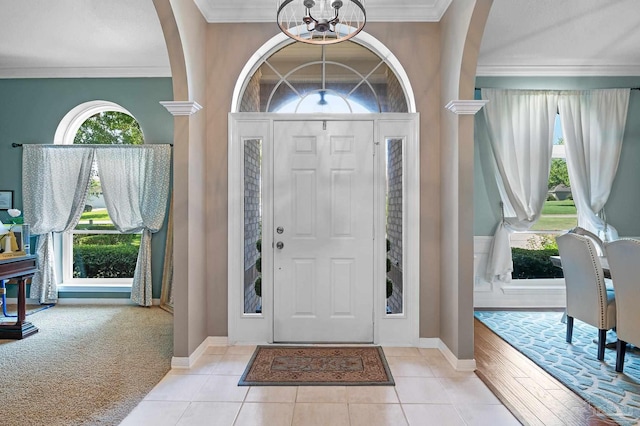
230,376,250,426
172,401,193,426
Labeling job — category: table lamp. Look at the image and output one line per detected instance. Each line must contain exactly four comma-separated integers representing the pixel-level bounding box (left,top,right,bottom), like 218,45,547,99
0,219,10,253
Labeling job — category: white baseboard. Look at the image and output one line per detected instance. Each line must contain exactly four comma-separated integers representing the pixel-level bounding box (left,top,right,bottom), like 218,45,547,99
419,338,476,371
171,337,210,368
171,336,229,369
206,336,230,346
475,278,566,308
4,297,160,305
171,336,477,372
418,338,440,348
474,236,567,308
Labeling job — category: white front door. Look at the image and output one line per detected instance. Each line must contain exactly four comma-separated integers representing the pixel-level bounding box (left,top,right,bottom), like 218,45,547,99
273,120,374,342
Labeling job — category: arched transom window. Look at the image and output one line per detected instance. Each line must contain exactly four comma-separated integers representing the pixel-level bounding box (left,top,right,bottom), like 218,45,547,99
239,41,409,113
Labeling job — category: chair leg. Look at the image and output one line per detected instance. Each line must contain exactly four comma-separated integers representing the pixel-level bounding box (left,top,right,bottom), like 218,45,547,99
616,339,627,373
597,329,606,361
566,316,574,343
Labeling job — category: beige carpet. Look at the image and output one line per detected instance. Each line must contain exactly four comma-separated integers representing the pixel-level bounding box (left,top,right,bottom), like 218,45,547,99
0,304,54,321
0,304,173,426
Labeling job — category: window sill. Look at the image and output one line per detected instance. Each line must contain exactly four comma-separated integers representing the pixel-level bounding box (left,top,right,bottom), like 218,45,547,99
58,284,132,293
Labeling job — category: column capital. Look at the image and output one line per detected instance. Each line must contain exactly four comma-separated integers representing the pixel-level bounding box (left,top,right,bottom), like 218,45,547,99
444,100,488,115
159,101,203,116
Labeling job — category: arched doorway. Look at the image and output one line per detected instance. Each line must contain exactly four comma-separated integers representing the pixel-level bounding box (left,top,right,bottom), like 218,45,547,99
228,31,420,345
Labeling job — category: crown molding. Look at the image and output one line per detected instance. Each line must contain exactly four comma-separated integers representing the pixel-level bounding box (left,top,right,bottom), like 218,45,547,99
0,66,171,79
362,0,452,22
445,100,488,115
160,101,203,116
476,64,640,77
194,0,452,23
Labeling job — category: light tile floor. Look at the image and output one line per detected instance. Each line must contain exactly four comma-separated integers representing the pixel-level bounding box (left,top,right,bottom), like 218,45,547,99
120,346,520,426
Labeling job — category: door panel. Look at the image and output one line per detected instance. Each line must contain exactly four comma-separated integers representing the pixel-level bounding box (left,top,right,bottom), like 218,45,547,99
273,120,374,342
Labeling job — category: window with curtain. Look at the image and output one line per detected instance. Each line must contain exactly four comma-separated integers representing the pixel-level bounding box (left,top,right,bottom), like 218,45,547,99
61,111,143,288
483,88,630,283
510,114,575,279
512,115,576,245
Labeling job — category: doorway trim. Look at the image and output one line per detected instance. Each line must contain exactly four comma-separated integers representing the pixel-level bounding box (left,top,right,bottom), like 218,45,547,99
228,113,420,346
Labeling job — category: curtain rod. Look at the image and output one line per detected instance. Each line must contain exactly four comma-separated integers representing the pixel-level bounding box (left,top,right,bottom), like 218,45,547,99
12,143,173,148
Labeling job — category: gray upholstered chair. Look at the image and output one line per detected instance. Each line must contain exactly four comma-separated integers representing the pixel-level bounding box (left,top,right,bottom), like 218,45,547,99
556,232,616,360
604,239,640,372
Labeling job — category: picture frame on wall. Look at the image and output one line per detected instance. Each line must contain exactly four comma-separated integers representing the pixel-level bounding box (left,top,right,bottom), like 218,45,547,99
0,190,13,210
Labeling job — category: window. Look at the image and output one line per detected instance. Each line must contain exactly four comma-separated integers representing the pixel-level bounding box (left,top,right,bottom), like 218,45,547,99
511,115,576,247
532,114,575,231
237,41,412,317
58,103,144,290
239,41,408,113
511,114,575,279
386,138,403,314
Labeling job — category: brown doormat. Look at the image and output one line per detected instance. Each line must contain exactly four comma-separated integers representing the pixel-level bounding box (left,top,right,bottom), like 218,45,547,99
238,345,394,386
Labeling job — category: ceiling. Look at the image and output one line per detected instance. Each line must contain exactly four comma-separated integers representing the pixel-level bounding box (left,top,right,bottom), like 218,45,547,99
193,0,452,23
477,0,640,76
0,0,639,79
0,0,170,78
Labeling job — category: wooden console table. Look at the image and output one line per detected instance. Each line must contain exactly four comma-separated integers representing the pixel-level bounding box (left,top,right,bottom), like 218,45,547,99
0,255,38,339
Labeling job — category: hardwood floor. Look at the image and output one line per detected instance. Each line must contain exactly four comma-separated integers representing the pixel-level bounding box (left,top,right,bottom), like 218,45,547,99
474,318,617,426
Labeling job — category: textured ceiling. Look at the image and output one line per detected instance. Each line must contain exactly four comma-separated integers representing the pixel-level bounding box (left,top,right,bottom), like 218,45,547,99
0,0,170,78
477,0,640,76
0,0,638,78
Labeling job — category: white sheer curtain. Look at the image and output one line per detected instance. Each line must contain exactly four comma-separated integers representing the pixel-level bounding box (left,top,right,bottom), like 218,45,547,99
558,89,630,241
481,89,559,282
95,145,171,306
22,145,95,303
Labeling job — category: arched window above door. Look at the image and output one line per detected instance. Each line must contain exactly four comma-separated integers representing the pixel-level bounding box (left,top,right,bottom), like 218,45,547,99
238,41,410,113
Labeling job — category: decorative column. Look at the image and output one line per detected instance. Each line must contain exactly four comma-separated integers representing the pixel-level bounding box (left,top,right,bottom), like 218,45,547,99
158,99,204,365
440,98,488,370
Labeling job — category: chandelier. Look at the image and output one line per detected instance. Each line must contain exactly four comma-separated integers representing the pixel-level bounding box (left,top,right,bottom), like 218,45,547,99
277,0,366,45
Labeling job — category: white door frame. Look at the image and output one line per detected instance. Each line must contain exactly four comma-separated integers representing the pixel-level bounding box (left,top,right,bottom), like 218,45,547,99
228,113,420,346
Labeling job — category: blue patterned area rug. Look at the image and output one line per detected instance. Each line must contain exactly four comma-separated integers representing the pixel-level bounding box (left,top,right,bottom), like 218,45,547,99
475,311,640,425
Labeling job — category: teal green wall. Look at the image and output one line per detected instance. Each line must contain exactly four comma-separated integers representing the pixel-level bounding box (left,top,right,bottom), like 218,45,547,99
0,78,173,299
474,77,640,237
